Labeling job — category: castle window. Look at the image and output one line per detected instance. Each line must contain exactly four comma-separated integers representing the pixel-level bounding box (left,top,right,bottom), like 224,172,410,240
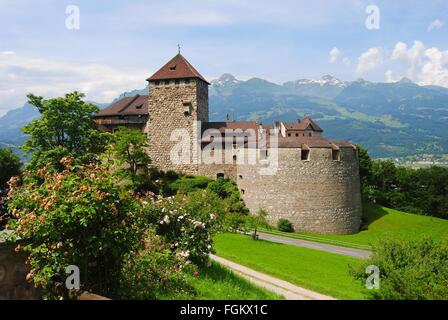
164,80,170,85
241,189,245,195
136,104,143,109
239,175,243,180
295,133,299,137
217,173,225,179
183,102,192,115
154,81,160,86
332,149,340,161
233,155,237,162
175,79,180,85
288,133,291,137
170,65,177,71
308,132,312,137
301,149,310,161
185,79,191,84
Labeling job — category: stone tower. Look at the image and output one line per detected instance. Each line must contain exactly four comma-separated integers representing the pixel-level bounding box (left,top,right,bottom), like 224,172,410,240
145,54,210,175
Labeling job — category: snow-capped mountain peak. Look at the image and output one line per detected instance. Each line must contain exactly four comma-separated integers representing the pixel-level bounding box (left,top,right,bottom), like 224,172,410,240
211,73,241,87
288,75,347,87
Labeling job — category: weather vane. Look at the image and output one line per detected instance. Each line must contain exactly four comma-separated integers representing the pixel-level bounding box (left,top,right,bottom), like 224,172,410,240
178,44,181,54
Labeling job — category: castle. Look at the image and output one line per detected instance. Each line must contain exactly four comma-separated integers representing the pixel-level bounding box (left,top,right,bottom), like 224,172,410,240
94,53,362,235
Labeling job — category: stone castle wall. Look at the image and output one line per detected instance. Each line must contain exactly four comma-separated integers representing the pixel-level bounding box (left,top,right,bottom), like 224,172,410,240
236,147,362,234
145,79,208,175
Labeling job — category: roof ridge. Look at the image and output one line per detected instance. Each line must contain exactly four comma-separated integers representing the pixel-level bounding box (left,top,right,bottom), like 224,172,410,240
118,94,140,113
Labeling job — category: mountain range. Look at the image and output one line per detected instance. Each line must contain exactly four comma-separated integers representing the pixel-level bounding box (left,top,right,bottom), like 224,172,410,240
1,74,448,159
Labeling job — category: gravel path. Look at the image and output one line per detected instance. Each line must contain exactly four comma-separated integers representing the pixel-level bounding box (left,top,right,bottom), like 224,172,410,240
257,232,372,259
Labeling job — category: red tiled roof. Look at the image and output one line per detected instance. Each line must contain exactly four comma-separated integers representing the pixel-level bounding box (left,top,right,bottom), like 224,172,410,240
94,95,148,117
284,117,324,132
146,54,210,84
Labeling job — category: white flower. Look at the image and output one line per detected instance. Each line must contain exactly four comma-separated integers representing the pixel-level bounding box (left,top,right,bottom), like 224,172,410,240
177,251,190,259
193,221,205,229
209,214,216,220
163,215,171,225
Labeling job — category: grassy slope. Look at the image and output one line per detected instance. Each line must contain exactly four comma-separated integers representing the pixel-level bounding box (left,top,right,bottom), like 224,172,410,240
161,260,282,300
214,233,366,300
263,204,448,249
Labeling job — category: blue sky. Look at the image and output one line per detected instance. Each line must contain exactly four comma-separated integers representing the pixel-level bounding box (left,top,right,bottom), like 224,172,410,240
0,0,448,115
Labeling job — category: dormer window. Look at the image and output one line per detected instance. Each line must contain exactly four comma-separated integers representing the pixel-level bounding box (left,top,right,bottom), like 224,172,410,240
169,65,177,71
136,104,143,109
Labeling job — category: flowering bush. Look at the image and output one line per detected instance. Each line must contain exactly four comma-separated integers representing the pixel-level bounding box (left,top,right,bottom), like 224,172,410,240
143,190,224,262
119,230,195,300
6,157,143,298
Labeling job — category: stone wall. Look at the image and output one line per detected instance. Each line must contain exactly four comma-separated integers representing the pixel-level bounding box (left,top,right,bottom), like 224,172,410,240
145,79,208,175
236,147,362,234
0,242,38,300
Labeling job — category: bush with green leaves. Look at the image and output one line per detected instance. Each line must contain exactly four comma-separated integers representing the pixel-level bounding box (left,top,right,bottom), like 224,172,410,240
104,126,155,193
352,238,448,300
0,148,21,189
119,230,195,300
6,157,143,298
142,190,224,262
167,176,212,195
277,218,294,232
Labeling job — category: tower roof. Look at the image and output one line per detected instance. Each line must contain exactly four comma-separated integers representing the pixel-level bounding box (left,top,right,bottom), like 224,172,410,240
146,53,210,84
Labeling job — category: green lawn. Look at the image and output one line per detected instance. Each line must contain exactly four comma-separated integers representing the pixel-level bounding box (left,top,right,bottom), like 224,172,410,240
214,233,367,300
262,204,448,249
160,260,283,300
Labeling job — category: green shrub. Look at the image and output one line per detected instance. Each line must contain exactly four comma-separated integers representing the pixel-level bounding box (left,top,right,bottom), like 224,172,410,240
207,178,231,199
168,176,212,195
142,190,223,262
352,238,448,300
0,148,21,189
7,157,143,298
277,219,294,232
119,230,194,300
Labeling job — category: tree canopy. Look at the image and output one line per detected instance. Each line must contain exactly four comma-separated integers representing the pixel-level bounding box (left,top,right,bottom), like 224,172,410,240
22,92,106,169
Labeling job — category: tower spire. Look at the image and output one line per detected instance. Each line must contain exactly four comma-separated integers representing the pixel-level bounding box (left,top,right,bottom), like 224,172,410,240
178,44,181,54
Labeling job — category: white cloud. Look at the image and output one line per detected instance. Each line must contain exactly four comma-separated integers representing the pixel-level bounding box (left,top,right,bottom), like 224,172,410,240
329,47,341,63
385,70,397,83
342,57,351,66
0,53,148,116
384,40,448,87
419,47,448,87
427,19,444,32
356,47,383,76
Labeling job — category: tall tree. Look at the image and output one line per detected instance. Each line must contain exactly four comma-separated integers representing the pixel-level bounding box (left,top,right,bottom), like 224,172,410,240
105,127,153,191
22,92,106,169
